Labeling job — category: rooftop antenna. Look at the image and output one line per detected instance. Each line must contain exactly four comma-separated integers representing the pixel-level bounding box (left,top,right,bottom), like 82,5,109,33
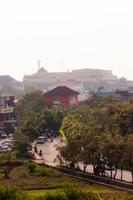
37,59,41,70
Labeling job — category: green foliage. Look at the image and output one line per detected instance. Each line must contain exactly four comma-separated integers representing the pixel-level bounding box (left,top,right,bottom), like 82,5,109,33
15,90,44,124
15,90,64,142
60,100,133,180
42,187,97,200
27,163,54,177
34,166,54,177
64,187,96,200
44,192,65,200
123,134,133,182
85,92,119,108
27,162,37,173
20,108,63,141
13,129,31,158
0,186,28,200
21,112,46,140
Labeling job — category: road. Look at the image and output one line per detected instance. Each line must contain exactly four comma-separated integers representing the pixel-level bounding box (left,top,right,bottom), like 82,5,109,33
35,137,61,166
0,138,12,146
36,137,132,183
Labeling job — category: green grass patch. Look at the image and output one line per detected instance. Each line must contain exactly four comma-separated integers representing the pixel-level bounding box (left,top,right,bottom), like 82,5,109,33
27,189,64,197
0,161,132,200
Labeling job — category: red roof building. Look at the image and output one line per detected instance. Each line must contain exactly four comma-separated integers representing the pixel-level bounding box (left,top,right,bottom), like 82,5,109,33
44,86,79,109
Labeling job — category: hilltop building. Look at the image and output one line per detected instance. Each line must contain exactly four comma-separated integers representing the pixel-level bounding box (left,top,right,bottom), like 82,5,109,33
23,67,118,92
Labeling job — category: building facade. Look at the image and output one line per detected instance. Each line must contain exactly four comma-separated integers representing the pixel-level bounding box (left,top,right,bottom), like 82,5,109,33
0,95,16,133
44,86,79,109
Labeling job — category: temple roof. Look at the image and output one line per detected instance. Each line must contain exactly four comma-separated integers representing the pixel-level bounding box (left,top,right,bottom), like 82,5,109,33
44,86,79,96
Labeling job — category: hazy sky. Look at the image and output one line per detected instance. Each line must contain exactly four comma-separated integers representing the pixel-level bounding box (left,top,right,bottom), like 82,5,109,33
0,0,132,80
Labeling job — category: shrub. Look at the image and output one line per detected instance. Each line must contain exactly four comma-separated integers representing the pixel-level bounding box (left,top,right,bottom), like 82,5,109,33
0,186,29,200
35,166,54,176
44,192,66,200
27,163,37,173
12,159,25,167
64,187,97,200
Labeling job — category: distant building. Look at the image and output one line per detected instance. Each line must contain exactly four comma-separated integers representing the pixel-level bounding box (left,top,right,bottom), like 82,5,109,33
44,86,79,109
23,67,117,92
0,75,23,94
95,89,133,103
0,94,16,132
23,67,133,93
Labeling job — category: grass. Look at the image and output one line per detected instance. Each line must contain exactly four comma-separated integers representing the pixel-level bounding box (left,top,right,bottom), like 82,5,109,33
26,188,132,200
0,161,132,200
27,189,64,197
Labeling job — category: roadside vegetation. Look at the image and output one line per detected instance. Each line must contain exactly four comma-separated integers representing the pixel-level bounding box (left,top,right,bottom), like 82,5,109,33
1,90,132,199
59,95,133,182
1,159,130,200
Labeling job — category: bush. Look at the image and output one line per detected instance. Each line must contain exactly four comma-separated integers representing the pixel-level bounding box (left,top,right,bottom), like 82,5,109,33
64,187,97,200
12,159,25,167
35,166,54,176
0,186,29,200
44,192,66,200
27,163,37,173
40,187,97,200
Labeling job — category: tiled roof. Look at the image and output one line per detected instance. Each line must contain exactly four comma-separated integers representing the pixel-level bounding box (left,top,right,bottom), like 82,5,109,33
44,86,79,96
0,76,17,84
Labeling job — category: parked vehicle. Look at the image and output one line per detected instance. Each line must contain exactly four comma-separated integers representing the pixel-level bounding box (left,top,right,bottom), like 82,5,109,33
36,136,46,144
0,131,7,139
8,134,13,140
0,146,12,152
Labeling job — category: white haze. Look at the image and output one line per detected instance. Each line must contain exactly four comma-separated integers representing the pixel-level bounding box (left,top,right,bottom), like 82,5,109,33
0,0,132,80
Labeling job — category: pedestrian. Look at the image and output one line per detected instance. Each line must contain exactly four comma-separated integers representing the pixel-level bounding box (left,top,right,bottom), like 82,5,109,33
39,149,42,157
34,144,38,154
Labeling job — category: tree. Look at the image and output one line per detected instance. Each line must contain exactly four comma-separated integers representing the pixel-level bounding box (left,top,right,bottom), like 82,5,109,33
0,153,14,179
60,115,101,172
15,90,44,125
80,131,101,173
101,134,125,180
124,134,133,182
21,112,46,141
113,103,133,136
13,129,31,158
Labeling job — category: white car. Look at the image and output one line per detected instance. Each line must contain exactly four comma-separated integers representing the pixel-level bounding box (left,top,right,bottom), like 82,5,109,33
0,146,12,152
0,131,7,139
36,136,46,144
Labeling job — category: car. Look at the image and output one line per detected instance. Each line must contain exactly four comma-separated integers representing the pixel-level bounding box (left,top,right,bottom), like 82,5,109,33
0,131,7,139
0,146,12,152
8,134,13,140
36,135,47,144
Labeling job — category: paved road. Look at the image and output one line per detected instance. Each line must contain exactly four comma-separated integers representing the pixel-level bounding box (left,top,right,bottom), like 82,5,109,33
36,137,132,183
36,137,61,166
0,138,12,146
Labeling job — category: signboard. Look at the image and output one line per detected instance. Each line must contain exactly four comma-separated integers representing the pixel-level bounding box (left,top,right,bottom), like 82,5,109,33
0,107,13,113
